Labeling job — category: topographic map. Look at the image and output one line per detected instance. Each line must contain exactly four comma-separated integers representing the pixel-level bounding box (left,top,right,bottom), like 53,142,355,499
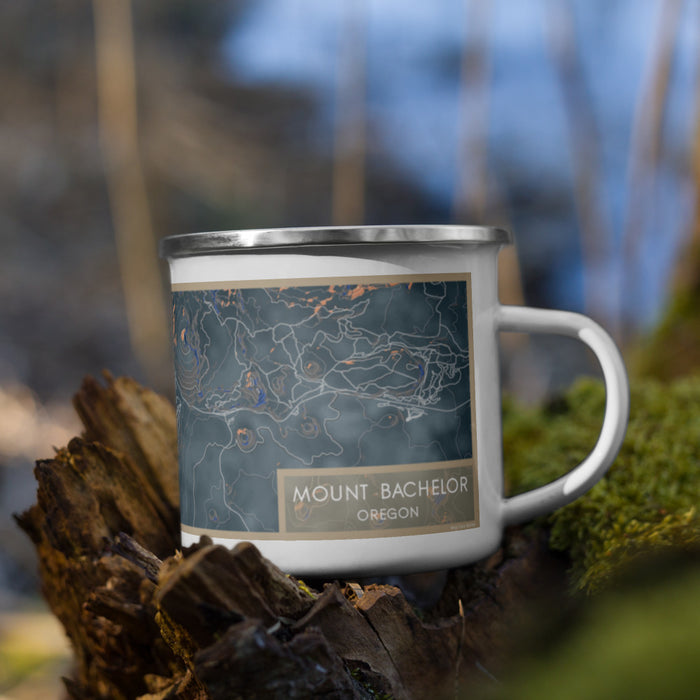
172,276,474,534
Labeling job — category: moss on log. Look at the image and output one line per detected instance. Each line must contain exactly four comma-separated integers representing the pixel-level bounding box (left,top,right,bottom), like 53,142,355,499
503,376,700,593
15,373,567,699
15,371,700,697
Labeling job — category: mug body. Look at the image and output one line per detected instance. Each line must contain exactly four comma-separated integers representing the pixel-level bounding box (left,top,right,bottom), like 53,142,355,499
161,226,511,576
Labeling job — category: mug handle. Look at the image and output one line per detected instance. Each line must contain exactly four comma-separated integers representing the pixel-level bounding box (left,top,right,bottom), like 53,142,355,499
497,305,630,525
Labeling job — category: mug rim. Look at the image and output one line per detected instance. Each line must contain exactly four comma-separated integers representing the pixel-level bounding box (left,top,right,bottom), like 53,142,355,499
159,224,512,259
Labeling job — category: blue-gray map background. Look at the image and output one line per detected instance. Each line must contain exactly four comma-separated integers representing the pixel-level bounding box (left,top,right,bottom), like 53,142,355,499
173,278,473,532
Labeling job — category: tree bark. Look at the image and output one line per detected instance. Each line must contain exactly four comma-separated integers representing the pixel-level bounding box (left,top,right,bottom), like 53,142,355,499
16,373,566,700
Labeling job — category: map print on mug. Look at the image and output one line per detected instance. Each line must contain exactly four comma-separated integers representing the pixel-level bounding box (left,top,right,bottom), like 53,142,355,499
161,226,629,576
173,274,478,540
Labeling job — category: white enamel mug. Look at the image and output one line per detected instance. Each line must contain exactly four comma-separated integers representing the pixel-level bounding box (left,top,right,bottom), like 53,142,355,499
160,226,629,576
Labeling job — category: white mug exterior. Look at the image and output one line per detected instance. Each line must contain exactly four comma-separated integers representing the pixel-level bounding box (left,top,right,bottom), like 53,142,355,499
164,232,629,576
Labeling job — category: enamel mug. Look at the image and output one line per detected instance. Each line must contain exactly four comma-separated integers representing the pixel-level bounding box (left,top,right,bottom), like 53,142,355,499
160,226,629,576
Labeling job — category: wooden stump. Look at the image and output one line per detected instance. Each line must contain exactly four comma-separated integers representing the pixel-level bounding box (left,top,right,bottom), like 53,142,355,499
16,373,566,699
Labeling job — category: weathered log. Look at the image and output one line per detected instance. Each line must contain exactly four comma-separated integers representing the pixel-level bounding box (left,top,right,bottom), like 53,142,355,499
16,373,567,699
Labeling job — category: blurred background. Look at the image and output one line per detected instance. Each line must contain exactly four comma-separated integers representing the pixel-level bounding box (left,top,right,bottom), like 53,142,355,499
0,0,698,695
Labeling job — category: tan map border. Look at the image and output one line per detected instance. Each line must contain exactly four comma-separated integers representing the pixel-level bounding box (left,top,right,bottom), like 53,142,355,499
177,272,480,540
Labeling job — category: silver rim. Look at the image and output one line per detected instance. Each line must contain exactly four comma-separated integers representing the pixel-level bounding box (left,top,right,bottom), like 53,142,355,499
159,225,512,258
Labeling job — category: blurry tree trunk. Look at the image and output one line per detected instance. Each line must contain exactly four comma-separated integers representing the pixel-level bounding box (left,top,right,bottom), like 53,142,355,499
620,0,684,342
453,0,525,398
332,0,367,225
633,23,700,380
674,57,700,296
453,0,491,225
93,0,170,390
547,0,614,330
454,0,523,308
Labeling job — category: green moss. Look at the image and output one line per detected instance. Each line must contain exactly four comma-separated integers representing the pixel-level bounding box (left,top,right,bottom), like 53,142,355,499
288,576,318,599
482,562,700,700
503,376,700,593
632,283,700,381
348,667,394,699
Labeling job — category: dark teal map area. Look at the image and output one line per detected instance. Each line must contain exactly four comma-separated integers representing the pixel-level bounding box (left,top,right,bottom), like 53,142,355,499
173,277,474,532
